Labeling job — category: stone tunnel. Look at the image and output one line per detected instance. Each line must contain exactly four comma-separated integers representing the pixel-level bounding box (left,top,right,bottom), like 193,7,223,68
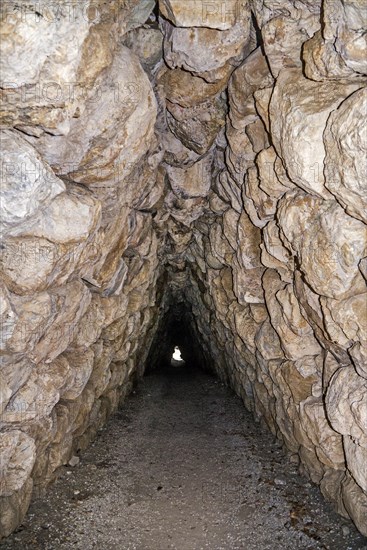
0,0,366,544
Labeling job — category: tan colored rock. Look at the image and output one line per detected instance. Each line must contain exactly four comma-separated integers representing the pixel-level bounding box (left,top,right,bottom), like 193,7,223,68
342,473,367,537
30,281,91,364
0,130,65,237
303,30,357,81
162,18,250,82
2,357,71,424
160,68,228,108
166,153,213,199
321,293,367,354
259,8,320,77
277,191,367,300
159,0,246,30
0,431,35,538
324,87,367,223
163,129,203,167
124,27,163,68
0,189,101,295
263,270,322,361
32,45,157,188
269,69,361,198
62,349,95,401
261,220,293,283
299,397,345,469
2,291,53,356
0,430,35,495
228,47,273,125
243,166,277,228
343,435,367,493
326,366,367,441
323,0,367,75
166,95,226,155
232,259,265,305
236,211,262,269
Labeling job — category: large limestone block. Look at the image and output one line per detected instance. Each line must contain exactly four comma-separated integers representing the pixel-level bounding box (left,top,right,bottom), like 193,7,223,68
232,303,259,354
299,397,345,469
62,348,95,400
2,357,71,424
163,129,203,167
0,431,35,496
256,147,291,200
277,191,367,299
303,30,357,81
261,10,320,77
232,259,265,305
166,152,213,198
236,211,262,269
124,26,163,69
242,166,277,228
31,45,157,187
261,220,293,283
269,69,361,198
323,0,367,75
0,431,35,537
342,473,367,537
320,293,367,359
0,189,101,294
324,87,367,223
0,1,152,132
161,17,250,82
159,0,246,30
228,47,273,126
1,290,54,358
255,318,283,361
343,435,367,493
326,366,367,441
160,68,228,108
263,270,322,360
0,130,65,237
30,280,91,364
0,1,92,133
166,96,226,155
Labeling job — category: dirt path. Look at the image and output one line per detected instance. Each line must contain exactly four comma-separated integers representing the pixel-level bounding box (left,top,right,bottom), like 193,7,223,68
2,366,366,550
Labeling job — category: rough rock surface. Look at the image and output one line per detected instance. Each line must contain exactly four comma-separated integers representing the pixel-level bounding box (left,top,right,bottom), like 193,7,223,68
0,0,367,541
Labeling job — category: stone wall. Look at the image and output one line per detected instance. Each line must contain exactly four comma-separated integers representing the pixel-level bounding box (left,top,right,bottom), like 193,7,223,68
0,0,366,538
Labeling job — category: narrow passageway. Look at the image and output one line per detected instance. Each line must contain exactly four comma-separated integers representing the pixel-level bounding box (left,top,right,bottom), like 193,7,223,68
1,365,365,550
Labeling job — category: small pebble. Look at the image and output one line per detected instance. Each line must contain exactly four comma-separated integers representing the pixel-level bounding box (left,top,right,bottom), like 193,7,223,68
274,477,287,486
68,456,80,467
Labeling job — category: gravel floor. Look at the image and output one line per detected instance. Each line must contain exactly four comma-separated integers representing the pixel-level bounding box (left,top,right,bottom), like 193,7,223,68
2,365,367,550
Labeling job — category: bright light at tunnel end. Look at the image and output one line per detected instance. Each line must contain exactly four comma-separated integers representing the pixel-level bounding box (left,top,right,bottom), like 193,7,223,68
172,346,183,362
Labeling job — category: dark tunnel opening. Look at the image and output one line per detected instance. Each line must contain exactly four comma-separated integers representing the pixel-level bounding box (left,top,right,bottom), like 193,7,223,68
144,300,212,377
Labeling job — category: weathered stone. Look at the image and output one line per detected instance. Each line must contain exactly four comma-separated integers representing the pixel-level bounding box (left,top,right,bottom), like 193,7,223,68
160,68,228,108
0,130,65,237
32,45,157,188
269,69,361,198
166,95,226,155
277,191,367,300
263,270,322,361
323,0,367,76
342,473,367,537
162,17,251,82
159,0,246,30
166,152,213,199
326,366,367,441
123,27,163,69
324,87,367,223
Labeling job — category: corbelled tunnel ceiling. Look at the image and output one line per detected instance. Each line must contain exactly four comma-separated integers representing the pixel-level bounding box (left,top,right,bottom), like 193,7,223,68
0,0,366,539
